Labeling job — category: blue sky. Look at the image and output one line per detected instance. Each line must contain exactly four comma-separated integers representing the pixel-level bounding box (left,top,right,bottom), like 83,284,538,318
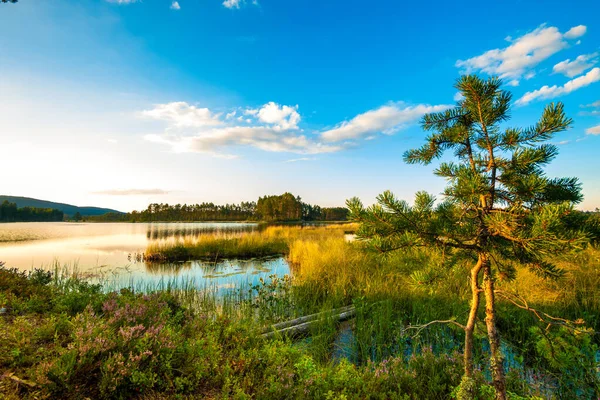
1,0,599,211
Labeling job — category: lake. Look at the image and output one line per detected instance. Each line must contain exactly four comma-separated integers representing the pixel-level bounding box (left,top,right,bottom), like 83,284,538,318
0,222,290,291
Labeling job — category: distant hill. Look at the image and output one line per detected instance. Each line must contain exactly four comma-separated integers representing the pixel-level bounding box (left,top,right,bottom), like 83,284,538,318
0,196,123,217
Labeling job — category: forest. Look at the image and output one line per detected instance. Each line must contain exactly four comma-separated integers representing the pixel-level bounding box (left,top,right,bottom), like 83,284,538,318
0,200,64,222
89,192,349,222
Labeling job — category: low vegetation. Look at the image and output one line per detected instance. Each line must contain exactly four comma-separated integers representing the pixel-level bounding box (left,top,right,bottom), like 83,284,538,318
0,259,475,400
142,224,354,262
2,221,599,399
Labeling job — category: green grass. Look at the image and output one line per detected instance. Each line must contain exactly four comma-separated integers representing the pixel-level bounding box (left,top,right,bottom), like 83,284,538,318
144,236,288,261
1,224,599,399
142,224,356,262
0,263,475,400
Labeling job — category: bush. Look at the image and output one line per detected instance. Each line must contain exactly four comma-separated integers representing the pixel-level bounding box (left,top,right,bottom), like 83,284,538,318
34,291,219,398
0,265,55,314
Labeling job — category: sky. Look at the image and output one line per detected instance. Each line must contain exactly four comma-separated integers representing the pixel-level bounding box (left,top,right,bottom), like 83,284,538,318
1,0,599,212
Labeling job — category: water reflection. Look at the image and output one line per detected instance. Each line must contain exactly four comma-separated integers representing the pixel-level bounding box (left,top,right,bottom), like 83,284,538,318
0,222,258,271
102,257,290,293
0,222,292,293
145,223,257,240
144,257,276,275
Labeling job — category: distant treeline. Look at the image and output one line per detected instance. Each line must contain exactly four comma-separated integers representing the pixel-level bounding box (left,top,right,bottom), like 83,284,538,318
256,193,349,222
0,200,64,222
89,193,349,222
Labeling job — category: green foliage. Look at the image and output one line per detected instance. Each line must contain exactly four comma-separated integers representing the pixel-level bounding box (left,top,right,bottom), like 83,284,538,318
530,326,600,398
129,201,258,222
0,265,468,400
249,274,295,323
562,210,600,244
52,279,105,315
144,236,289,262
0,266,55,314
346,75,591,398
0,200,63,222
89,194,348,223
348,88,586,278
1,244,599,400
257,193,304,221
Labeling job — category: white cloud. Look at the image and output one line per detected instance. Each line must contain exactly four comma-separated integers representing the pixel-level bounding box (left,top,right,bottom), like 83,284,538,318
92,189,170,196
141,102,223,128
516,67,600,105
170,1,181,10
145,126,342,157
564,25,587,39
553,53,598,77
222,0,258,9
456,24,586,83
285,157,316,163
579,101,600,116
586,125,600,135
256,102,301,130
320,103,451,142
581,100,600,108
579,110,600,116
223,0,242,8
453,92,464,101
105,0,138,3
143,101,341,157
143,100,451,157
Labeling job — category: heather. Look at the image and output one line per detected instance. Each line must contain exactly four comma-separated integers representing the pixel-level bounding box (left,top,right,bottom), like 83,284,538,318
1,229,599,399
0,263,474,400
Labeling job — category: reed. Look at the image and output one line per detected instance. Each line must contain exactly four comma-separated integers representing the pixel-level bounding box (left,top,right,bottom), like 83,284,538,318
2,223,599,398
286,230,600,391
143,224,356,262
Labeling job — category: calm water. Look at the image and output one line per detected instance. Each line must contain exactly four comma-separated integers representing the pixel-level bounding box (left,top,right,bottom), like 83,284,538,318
0,222,290,291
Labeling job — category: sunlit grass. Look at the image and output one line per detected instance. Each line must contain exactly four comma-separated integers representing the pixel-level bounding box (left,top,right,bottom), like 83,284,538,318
143,223,357,262
2,225,599,398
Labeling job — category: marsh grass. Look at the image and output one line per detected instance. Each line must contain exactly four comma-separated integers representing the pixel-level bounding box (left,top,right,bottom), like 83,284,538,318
142,224,355,262
2,223,599,398
283,227,600,392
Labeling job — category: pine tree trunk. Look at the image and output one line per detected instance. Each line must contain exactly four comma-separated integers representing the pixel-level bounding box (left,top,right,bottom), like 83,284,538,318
464,257,483,378
482,254,507,400
456,257,484,400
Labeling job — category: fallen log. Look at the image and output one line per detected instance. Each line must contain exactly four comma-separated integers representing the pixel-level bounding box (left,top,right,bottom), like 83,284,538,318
3,372,36,388
261,306,355,340
260,305,354,334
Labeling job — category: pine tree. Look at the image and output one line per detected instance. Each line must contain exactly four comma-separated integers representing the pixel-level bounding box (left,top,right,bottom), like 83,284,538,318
347,75,587,400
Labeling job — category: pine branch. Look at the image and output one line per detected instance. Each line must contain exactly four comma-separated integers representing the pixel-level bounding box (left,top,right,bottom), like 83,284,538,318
495,290,590,334
404,319,466,338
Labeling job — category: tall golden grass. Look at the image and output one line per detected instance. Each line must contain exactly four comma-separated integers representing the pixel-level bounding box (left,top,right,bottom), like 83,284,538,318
143,221,600,331
143,224,357,262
